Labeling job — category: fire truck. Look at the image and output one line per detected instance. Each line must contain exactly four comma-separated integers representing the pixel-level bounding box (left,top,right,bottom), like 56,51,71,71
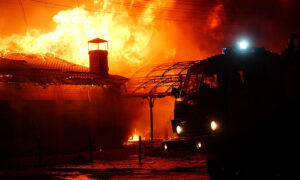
163,35,299,178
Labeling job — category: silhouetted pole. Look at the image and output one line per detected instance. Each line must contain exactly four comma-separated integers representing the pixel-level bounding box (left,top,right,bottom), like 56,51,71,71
148,96,155,150
37,138,42,166
89,136,94,163
139,136,142,164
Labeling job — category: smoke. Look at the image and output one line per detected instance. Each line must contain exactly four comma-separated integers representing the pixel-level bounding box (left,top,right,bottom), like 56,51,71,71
174,0,300,55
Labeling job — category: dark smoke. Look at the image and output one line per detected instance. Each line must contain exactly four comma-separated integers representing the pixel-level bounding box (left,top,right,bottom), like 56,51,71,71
172,0,300,57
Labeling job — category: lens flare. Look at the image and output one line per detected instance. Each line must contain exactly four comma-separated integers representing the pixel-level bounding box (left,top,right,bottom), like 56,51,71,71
238,40,249,50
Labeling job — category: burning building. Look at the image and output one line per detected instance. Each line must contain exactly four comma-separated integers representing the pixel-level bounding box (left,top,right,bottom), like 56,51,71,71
0,39,129,159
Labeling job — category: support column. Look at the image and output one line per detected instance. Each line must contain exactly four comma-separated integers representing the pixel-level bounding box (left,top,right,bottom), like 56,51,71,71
148,96,155,150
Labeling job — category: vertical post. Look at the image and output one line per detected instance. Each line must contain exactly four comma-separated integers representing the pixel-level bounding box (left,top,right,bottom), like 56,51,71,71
179,74,183,96
37,138,42,166
139,136,141,164
89,136,94,163
148,96,155,150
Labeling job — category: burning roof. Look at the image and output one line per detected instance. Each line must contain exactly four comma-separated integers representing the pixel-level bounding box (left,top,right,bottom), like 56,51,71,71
0,52,128,86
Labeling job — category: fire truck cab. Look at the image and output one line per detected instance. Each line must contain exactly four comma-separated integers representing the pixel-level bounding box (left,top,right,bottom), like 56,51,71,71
163,39,299,178
167,46,281,146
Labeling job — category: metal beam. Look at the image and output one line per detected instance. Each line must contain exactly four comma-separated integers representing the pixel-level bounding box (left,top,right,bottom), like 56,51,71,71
128,60,201,97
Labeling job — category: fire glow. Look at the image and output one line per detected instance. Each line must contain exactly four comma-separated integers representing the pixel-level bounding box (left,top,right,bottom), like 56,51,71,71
128,129,139,142
127,128,147,142
0,0,177,76
128,134,139,142
0,0,231,143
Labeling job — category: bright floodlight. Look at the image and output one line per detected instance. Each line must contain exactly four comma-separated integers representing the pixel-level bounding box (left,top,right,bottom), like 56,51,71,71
239,40,249,50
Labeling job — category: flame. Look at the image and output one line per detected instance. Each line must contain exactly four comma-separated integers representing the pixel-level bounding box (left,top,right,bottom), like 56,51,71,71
0,0,176,76
128,128,139,142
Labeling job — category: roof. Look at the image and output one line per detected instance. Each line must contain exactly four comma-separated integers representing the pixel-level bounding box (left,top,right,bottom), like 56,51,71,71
88,38,108,43
0,52,89,72
188,55,225,74
0,52,128,86
127,60,201,97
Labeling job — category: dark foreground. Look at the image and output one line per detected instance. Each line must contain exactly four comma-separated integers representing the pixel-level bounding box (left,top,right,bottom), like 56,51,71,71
0,142,209,180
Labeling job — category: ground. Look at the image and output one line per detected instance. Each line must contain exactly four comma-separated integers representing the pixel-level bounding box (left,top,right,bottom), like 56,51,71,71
0,141,209,179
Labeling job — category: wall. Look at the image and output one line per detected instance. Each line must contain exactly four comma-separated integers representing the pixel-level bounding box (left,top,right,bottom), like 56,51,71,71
0,82,129,159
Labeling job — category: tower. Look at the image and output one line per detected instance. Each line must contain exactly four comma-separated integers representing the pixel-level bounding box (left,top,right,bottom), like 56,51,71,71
88,38,109,77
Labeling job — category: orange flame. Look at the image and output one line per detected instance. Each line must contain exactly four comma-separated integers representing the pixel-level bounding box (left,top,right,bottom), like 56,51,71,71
0,0,176,76
128,128,139,142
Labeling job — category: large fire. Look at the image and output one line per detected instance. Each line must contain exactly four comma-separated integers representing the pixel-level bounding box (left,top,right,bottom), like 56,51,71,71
0,0,177,76
0,0,229,142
